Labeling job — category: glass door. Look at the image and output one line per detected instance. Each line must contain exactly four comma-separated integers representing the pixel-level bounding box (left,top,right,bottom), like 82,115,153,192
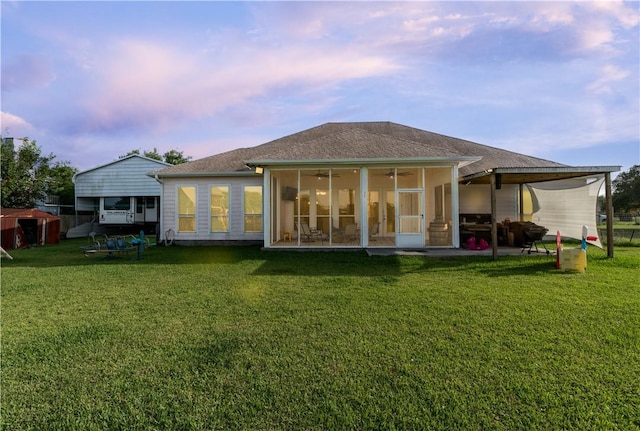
396,190,424,248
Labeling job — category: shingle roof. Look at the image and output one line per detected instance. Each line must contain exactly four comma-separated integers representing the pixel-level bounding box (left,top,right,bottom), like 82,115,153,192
154,121,565,177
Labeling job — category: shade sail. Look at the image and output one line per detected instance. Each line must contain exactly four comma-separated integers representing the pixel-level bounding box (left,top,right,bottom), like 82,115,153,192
527,177,604,248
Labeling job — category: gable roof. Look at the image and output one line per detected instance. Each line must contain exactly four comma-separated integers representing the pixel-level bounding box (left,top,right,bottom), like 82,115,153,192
75,154,171,179
1,208,60,220
153,121,568,178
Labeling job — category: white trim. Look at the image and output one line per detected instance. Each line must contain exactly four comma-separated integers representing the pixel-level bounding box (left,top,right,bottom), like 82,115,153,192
176,184,198,234
246,156,481,167
451,165,460,248
208,184,230,233
360,167,369,247
242,184,264,234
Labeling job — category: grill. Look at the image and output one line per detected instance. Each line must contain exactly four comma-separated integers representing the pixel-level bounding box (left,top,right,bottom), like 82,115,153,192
521,225,550,254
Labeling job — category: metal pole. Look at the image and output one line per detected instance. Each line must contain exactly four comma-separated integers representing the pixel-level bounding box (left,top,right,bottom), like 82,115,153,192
518,183,524,221
605,172,614,258
490,174,498,260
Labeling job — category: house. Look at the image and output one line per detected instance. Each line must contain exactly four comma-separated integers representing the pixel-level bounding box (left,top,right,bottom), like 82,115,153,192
70,155,171,237
151,122,619,256
1,208,61,249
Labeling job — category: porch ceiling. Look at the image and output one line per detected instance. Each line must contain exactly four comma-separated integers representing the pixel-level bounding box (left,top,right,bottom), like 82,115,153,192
460,166,621,185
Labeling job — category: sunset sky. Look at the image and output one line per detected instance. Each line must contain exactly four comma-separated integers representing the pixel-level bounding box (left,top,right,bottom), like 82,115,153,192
2,1,638,174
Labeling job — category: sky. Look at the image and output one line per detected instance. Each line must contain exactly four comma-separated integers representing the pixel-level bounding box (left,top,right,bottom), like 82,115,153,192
1,1,639,175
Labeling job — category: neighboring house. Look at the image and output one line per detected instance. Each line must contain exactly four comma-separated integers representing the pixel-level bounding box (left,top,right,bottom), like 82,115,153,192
151,122,619,255
72,155,171,235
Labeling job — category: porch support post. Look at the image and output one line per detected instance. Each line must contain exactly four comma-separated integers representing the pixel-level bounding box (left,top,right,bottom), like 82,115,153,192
518,183,524,222
490,173,498,260
262,168,271,247
360,167,368,247
451,165,460,248
605,172,614,258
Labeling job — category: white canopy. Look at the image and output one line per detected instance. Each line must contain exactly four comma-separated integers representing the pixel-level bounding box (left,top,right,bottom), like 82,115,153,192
527,176,604,248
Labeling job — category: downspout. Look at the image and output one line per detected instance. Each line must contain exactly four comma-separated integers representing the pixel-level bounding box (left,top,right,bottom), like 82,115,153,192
154,175,163,243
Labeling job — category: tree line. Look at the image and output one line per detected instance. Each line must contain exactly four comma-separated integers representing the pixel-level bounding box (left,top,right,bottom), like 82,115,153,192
1,137,191,208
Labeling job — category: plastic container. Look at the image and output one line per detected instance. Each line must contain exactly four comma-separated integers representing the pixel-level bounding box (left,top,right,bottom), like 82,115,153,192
559,248,587,273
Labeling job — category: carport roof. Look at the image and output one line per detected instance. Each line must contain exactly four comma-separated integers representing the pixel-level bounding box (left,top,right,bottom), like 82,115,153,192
460,166,621,185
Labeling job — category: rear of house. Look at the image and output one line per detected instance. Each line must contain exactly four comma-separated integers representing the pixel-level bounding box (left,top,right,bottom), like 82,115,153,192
152,122,619,251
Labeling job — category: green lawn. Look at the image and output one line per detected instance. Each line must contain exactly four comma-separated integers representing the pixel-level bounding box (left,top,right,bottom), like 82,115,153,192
2,241,639,430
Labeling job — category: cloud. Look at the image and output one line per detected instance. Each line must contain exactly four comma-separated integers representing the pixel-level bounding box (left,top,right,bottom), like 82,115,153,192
1,54,55,91
79,36,400,134
587,64,632,95
0,111,34,135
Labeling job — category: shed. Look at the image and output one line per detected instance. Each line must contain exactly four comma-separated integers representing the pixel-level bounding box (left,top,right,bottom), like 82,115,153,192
0,208,61,249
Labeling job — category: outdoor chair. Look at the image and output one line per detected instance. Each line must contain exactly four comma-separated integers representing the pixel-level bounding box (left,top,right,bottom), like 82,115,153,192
369,222,380,242
344,223,359,244
299,222,325,244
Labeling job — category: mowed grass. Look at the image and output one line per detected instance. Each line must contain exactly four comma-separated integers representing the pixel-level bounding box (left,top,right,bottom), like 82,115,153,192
2,241,639,430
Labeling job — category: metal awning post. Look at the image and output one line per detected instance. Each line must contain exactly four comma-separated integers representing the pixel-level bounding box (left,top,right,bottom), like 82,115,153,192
519,183,525,222
490,173,498,260
605,172,614,258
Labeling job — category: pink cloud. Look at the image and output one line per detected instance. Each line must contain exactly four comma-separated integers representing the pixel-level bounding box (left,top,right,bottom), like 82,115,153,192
82,36,400,134
1,54,55,91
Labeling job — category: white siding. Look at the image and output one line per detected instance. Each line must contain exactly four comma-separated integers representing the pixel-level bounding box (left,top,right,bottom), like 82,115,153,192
161,176,263,241
75,156,168,198
459,184,519,221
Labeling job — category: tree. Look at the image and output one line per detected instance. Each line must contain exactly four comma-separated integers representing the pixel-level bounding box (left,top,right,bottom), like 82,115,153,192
1,137,54,208
162,149,192,165
120,148,161,161
48,162,78,206
612,165,640,214
120,148,191,165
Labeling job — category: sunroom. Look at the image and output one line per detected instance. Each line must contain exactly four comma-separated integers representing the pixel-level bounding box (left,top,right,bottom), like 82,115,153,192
261,161,473,249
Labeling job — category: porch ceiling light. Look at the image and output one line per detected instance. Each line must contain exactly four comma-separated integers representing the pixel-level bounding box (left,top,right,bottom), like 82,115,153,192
255,166,264,174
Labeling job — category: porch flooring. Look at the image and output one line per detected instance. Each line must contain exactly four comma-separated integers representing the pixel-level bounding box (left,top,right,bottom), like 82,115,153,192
268,240,554,258
365,247,548,257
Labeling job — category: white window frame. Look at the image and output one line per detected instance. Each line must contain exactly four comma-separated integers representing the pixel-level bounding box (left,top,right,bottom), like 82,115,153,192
176,185,197,233
243,185,263,233
209,184,230,233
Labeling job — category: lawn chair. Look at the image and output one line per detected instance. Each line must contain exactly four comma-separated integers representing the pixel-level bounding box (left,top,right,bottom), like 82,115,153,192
344,223,359,244
299,222,326,244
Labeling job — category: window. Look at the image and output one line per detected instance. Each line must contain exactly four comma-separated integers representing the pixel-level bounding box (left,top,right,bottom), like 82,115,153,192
210,186,229,232
177,186,196,232
244,186,263,232
137,197,156,214
103,197,130,210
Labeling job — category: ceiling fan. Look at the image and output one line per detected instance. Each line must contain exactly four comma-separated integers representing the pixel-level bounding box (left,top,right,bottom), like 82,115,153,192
303,170,340,179
378,170,413,177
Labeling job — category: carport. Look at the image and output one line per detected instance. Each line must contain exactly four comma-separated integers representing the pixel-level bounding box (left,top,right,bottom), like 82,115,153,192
460,166,621,260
